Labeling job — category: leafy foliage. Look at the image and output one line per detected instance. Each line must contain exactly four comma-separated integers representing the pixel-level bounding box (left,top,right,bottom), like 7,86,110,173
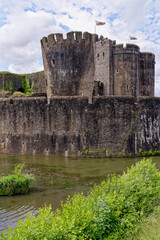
1,159,160,239
4,82,9,91
21,76,34,94
0,164,35,196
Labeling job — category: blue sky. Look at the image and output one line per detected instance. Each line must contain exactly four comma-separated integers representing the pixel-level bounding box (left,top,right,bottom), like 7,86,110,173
0,0,160,95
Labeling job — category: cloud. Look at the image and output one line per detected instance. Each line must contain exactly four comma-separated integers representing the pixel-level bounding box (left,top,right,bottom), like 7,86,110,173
0,0,160,95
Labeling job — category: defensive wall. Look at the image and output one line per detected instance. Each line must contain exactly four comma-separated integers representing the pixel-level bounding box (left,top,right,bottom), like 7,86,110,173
0,96,159,157
0,31,156,157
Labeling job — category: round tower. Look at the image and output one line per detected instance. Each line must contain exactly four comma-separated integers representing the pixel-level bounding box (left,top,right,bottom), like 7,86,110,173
113,43,140,98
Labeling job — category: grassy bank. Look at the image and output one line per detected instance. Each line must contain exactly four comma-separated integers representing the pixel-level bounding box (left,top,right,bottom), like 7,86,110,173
0,164,35,196
1,159,160,239
128,206,160,240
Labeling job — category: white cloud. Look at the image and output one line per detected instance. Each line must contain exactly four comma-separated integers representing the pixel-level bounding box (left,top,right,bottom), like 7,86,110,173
0,0,160,95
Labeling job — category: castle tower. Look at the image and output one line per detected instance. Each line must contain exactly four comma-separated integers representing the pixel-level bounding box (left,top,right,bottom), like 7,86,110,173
94,37,114,95
41,31,98,102
139,52,155,96
113,44,140,98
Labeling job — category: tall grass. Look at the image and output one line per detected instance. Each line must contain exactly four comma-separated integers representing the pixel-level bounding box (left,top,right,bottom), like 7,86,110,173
0,164,35,196
128,206,160,240
1,159,160,239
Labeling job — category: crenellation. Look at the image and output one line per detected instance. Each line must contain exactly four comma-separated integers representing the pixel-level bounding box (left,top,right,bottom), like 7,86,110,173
75,31,82,41
125,44,140,52
92,34,98,42
113,44,124,52
48,34,55,43
66,31,74,41
83,32,92,42
56,33,63,42
41,37,48,48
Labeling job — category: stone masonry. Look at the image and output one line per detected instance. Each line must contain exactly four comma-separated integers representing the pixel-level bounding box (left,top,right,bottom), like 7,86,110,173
0,31,158,157
41,31,155,102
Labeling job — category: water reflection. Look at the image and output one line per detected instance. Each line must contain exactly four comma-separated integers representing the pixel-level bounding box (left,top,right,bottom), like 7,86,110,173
0,154,159,234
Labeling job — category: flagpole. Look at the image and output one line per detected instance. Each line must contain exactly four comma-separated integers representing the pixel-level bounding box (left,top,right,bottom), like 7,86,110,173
95,20,96,34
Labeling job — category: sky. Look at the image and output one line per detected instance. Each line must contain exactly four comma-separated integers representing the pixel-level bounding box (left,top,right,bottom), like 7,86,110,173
0,0,160,96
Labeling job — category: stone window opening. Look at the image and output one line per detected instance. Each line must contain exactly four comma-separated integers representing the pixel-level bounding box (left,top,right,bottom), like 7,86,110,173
74,33,76,40
127,85,128,90
103,52,105,58
51,59,55,67
117,68,119,72
97,53,99,59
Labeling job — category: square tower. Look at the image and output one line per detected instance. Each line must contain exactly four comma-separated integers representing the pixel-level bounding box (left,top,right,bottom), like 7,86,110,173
94,38,114,95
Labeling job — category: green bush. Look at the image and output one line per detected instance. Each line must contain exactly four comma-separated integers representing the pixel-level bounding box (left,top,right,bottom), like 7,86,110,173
0,164,35,196
4,82,9,91
21,76,34,94
9,80,14,92
1,159,160,239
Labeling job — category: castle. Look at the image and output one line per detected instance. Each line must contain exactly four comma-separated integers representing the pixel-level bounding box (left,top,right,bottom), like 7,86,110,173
0,31,158,158
41,31,155,103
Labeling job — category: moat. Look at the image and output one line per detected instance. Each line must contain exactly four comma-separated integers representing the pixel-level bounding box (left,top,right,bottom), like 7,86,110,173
0,154,160,234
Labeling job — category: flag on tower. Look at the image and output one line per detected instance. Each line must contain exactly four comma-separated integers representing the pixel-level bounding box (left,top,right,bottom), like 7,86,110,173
130,36,137,40
96,21,105,26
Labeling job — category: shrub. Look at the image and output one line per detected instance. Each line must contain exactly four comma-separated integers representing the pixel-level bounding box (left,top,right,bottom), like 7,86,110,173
1,159,160,239
5,82,9,91
0,164,35,196
9,80,14,92
21,76,34,94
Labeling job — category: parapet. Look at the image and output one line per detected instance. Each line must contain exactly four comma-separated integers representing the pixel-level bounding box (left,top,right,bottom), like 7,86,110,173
113,43,140,53
141,52,155,59
41,31,99,50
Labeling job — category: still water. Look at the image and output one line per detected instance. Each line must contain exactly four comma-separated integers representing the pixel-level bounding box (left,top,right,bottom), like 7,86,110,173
0,154,160,234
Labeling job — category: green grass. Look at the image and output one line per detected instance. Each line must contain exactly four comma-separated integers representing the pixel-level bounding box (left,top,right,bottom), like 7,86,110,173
0,164,35,196
128,206,160,240
1,158,160,239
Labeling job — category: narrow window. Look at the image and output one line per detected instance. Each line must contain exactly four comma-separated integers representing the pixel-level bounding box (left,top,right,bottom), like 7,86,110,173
103,52,105,58
97,53,99,59
117,69,119,72
51,59,55,67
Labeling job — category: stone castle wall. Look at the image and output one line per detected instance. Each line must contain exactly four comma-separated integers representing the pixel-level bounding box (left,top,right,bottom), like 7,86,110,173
0,96,159,157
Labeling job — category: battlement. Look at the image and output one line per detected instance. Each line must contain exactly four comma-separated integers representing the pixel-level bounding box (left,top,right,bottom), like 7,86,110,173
141,52,155,59
41,31,99,49
113,43,140,53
